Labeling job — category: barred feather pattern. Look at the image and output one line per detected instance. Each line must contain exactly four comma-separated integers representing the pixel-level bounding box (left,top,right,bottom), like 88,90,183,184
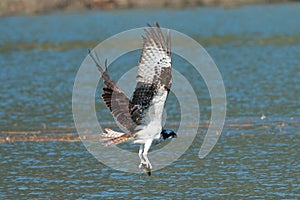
89,51,137,132
89,22,172,147
130,22,172,127
137,22,172,89
100,128,133,146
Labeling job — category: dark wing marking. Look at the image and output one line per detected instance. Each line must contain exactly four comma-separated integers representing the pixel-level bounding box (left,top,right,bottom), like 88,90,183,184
130,82,156,125
89,22,171,130
130,22,172,126
137,22,172,89
89,50,137,132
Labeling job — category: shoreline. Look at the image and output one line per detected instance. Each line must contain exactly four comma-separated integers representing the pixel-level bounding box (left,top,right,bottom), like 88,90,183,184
0,0,297,16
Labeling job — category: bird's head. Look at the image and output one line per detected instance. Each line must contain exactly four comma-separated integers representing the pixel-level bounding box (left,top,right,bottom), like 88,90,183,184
161,129,177,140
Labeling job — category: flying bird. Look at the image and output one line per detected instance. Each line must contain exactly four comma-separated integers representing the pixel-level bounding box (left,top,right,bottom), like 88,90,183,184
89,22,177,175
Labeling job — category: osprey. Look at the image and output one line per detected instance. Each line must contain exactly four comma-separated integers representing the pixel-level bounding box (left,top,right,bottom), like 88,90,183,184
89,22,177,175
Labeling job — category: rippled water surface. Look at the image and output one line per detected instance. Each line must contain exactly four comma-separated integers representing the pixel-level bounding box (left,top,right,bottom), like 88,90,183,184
1,3,299,199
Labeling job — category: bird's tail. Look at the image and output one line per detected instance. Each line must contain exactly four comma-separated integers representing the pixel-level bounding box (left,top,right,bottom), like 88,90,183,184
100,128,133,146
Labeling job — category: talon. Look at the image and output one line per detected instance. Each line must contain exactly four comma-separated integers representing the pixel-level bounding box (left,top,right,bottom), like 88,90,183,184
142,162,152,169
139,162,147,169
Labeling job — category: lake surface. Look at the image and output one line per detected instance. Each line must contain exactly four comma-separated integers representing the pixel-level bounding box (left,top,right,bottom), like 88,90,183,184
1,3,299,199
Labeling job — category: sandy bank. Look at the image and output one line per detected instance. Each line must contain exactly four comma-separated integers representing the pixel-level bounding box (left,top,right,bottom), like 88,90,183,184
0,0,296,16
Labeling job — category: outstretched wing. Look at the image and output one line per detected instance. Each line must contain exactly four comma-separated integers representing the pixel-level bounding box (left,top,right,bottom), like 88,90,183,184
137,22,171,88
89,51,137,132
90,23,171,131
130,22,172,126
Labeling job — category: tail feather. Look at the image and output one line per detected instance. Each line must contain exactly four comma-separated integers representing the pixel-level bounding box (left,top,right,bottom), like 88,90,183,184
100,128,133,146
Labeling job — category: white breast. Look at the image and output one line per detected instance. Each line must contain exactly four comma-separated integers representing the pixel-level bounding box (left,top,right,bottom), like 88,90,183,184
133,87,168,144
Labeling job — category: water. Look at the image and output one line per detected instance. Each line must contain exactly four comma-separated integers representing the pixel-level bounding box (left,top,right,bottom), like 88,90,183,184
1,3,300,199
1,134,299,199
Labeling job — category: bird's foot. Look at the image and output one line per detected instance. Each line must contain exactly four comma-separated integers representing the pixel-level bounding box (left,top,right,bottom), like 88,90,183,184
139,161,152,169
139,162,146,169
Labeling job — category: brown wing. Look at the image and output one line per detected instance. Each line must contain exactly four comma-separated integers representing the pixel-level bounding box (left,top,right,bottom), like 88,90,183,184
137,22,172,89
130,22,172,126
89,23,172,131
89,51,137,132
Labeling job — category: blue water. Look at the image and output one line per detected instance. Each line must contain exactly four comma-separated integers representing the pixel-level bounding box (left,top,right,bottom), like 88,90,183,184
0,3,299,199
